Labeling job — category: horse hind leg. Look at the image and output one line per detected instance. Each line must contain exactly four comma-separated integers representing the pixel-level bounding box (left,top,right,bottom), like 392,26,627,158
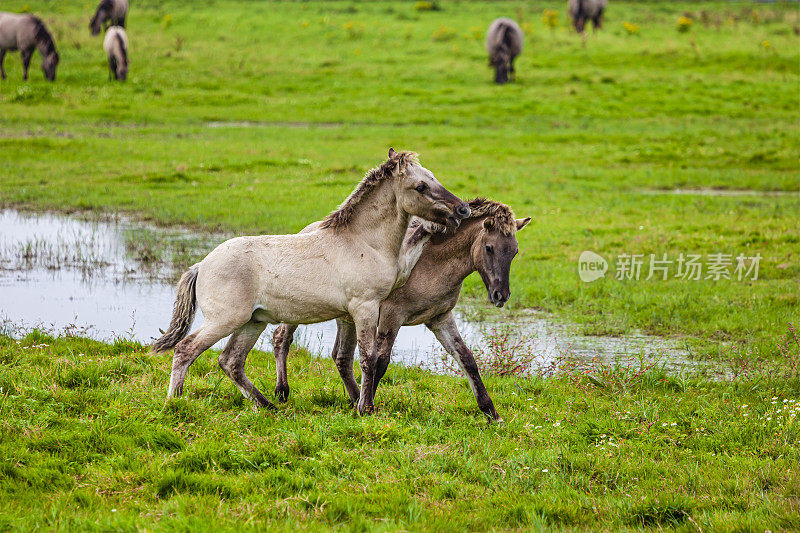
219,320,275,410
333,319,360,405
167,321,237,399
272,323,297,402
593,10,605,31
427,312,501,423
0,49,7,80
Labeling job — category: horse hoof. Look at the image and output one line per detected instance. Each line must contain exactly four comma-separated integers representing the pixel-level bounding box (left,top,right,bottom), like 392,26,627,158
275,386,289,403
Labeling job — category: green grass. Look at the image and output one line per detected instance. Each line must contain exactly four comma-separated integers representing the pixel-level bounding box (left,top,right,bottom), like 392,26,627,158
0,331,798,531
0,1,798,359
0,2,798,529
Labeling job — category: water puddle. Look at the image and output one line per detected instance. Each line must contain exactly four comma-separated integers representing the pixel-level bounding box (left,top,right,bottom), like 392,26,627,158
0,209,697,374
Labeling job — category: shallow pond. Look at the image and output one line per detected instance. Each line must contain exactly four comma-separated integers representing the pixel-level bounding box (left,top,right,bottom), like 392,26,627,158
0,209,697,373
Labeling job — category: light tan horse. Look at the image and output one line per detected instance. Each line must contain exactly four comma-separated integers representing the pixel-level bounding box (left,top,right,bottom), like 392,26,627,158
0,12,59,81
152,149,470,414
103,26,128,81
272,198,530,422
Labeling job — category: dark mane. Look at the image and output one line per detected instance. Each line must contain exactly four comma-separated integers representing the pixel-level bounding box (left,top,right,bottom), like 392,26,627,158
90,0,114,29
468,197,517,235
93,0,114,19
31,16,56,56
319,151,419,230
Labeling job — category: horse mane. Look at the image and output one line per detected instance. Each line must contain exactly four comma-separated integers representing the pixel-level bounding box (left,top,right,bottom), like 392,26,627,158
92,0,114,21
90,0,113,30
467,197,517,235
319,150,419,230
31,16,56,56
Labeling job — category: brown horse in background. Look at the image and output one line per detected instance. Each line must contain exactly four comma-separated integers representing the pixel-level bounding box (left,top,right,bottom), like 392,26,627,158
90,0,128,35
0,12,59,81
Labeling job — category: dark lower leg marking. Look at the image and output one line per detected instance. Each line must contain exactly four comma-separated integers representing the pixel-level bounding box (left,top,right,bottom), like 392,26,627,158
272,324,296,402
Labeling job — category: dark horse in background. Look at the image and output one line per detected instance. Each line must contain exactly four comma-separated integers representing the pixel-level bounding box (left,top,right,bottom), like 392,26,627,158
485,18,523,85
569,0,608,34
0,12,59,81
90,0,128,35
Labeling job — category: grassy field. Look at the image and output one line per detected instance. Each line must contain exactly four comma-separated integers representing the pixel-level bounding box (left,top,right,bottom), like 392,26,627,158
0,0,799,530
0,0,798,359
0,331,798,531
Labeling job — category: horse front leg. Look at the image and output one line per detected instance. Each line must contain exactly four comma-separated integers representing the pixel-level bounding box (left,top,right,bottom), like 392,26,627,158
272,323,296,402
20,48,32,81
350,302,380,415
393,223,433,289
427,312,501,423
0,50,7,80
372,306,404,397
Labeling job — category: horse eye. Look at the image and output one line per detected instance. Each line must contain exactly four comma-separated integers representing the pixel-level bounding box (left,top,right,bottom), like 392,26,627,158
485,245,494,254
415,183,427,193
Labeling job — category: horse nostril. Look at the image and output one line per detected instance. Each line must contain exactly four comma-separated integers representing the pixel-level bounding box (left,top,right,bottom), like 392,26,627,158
492,290,502,302
456,204,471,218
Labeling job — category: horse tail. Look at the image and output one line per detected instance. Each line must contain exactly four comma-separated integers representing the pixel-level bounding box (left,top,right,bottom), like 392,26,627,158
152,264,199,353
488,22,508,54
115,32,127,66
575,0,585,20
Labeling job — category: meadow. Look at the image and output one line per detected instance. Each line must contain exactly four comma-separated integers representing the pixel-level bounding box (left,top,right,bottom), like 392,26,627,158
0,331,798,531
0,0,799,530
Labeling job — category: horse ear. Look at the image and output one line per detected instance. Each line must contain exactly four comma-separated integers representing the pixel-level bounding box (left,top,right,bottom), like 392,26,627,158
388,148,397,159
515,217,531,231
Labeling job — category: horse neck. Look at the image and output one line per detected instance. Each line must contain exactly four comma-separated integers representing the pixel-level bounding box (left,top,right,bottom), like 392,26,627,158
343,179,408,258
34,33,53,57
430,217,484,281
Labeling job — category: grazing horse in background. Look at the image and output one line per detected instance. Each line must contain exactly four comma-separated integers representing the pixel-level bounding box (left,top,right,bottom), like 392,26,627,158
103,26,128,81
486,18,523,84
569,0,608,34
152,149,471,414
90,0,128,35
272,198,531,422
0,12,59,81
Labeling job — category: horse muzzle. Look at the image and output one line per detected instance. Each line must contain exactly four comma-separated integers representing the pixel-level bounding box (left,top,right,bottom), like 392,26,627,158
489,287,510,308
446,202,471,227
